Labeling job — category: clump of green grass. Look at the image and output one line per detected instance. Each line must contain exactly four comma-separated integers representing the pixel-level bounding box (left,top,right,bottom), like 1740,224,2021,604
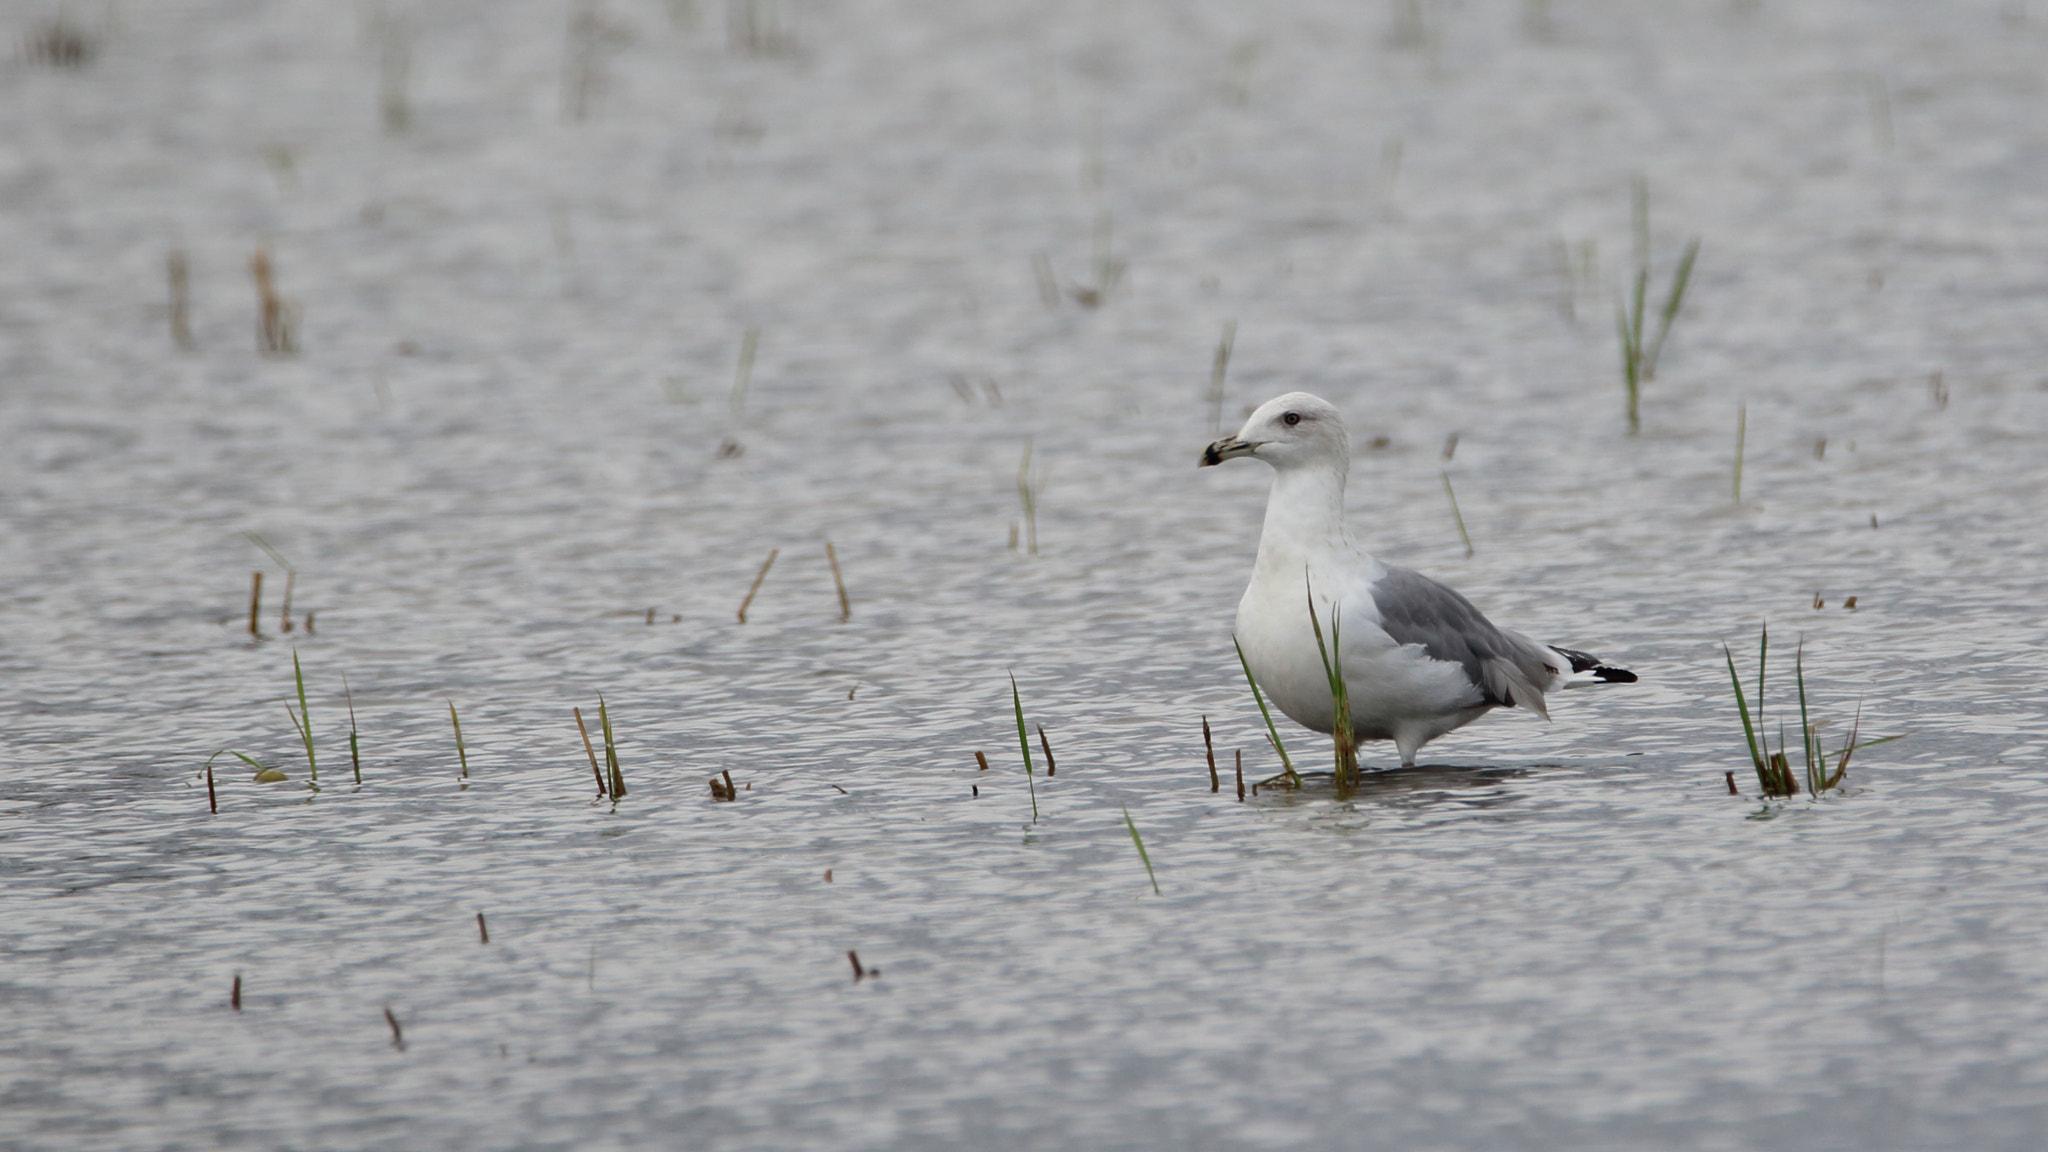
1724,622,1901,798
1614,178,1700,433
1010,673,1039,822
1304,579,1359,794
1120,803,1160,895
1233,636,1297,787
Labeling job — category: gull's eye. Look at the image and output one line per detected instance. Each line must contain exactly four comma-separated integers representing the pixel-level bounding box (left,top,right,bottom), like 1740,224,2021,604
1282,411,1302,426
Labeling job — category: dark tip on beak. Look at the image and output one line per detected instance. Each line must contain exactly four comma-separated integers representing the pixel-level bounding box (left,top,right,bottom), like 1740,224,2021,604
1199,436,1251,467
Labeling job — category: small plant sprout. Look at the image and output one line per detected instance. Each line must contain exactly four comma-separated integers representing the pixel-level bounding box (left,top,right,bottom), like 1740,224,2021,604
449,701,470,782
1016,438,1046,555
1121,803,1160,895
284,652,316,786
1233,636,1297,787
730,326,760,413
1613,180,1701,432
1305,577,1359,794
1723,622,1901,799
1010,673,1039,823
597,695,626,800
229,750,287,784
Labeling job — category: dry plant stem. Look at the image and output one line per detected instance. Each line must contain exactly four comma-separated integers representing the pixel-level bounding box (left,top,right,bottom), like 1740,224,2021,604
343,674,361,785
574,707,605,795
280,571,295,633
1235,749,1245,802
847,950,866,981
1441,470,1474,558
737,548,778,622
477,912,490,944
1202,716,1219,792
231,974,241,1012
598,696,626,800
249,248,296,357
383,1006,405,1051
825,541,851,621
974,750,990,772
1037,724,1056,777
248,572,263,637
167,251,194,350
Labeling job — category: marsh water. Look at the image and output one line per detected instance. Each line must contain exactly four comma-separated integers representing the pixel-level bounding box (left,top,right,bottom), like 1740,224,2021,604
6,1,2048,1147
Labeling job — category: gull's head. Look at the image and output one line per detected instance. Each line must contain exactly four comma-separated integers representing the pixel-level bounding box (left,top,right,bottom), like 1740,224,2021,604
1198,392,1349,471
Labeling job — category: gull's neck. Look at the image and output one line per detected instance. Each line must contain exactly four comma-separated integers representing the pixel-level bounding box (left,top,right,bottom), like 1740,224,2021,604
1252,458,1362,578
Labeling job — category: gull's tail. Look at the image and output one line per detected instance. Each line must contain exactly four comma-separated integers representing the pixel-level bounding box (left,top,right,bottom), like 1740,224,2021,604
1547,646,1638,689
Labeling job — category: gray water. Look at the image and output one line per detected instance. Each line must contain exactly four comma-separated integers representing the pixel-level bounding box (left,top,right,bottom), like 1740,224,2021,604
5,1,2048,1148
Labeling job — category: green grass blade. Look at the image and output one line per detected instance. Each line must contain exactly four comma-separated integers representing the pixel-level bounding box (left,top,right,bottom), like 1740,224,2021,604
449,700,469,780
1010,673,1038,822
1723,642,1766,776
1234,636,1296,785
1440,470,1474,558
1304,576,1357,791
1796,639,1818,793
1121,802,1160,896
292,651,315,781
1643,236,1699,379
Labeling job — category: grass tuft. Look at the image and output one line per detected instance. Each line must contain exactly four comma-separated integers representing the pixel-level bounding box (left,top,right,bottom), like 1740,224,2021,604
1724,622,1901,798
1304,578,1359,794
449,701,469,782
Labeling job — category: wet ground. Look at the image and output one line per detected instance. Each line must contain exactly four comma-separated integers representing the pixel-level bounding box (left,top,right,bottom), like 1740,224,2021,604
4,1,2048,1147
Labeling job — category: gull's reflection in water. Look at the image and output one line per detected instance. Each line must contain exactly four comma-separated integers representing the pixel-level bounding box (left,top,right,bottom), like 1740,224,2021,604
1254,764,1539,811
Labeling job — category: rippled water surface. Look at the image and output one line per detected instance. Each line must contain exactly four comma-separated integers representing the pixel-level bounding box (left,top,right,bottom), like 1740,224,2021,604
6,1,2048,1148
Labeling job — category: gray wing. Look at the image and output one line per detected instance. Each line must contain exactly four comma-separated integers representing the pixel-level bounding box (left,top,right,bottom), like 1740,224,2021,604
1365,567,1558,716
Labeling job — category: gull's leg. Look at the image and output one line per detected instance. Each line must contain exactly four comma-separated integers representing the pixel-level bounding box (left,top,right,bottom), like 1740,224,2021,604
1394,729,1424,769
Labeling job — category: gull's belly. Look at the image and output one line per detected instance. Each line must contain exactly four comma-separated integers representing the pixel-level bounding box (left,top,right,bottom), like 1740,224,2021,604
1235,583,1485,740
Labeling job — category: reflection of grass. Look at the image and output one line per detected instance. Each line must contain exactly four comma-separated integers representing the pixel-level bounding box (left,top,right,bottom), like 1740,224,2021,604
1305,579,1358,794
1725,623,1901,797
1233,637,1297,786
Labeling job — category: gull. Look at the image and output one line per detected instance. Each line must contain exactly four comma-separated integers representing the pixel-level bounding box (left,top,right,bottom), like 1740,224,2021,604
1201,392,1635,769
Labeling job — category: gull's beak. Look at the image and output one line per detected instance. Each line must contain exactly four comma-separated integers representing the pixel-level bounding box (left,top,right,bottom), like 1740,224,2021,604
1199,436,1257,467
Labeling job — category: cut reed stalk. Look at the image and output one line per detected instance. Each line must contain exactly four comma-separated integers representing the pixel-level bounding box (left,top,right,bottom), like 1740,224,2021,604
1207,319,1238,436
1233,636,1297,786
825,541,850,621
1202,715,1219,792
477,912,490,944
167,250,194,350
730,326,760,413
231,974,241,1012
1235,749,1245,801
383,1006,405,1050
1037,723,1056,777
1305,578,1359,794
1440,470,1474,558
974,750,990,771
1733,401,1747,503
847,950,867,981
1121,803,1160,895
343,674,361,784
574,707,605,795
248,572,263,637
449,701,469,781
737,548,777,622
1010,673,1039,822
279,571,295,633
598,695,626,800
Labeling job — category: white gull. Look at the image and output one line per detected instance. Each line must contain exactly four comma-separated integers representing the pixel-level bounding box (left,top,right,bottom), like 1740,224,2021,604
1201,392,1636,769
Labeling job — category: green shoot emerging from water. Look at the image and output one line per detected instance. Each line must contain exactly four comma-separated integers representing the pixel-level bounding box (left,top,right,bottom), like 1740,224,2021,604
449,701,470,781
1305,576,1358,794
1010,672,1038,822
1121,803,1160,895
1724,622,1901,798
287,651,316,785
343,673,361,785
1233,636,1297,787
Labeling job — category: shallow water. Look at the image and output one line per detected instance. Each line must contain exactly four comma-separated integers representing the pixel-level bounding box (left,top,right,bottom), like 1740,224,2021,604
5,1,2048,1147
